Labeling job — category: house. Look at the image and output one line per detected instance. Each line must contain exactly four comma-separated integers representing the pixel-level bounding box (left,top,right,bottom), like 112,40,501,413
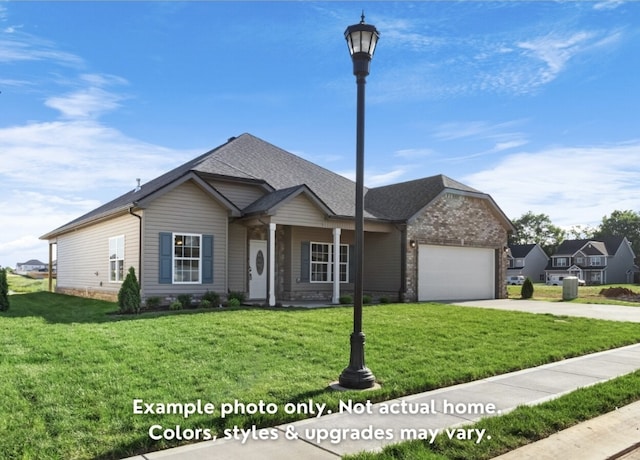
15,259,48,273
545,237,637,285
40,133,514,304
507,244,549,282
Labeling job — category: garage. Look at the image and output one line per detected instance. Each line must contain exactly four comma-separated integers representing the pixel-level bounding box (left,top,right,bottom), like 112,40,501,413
418,245,495,301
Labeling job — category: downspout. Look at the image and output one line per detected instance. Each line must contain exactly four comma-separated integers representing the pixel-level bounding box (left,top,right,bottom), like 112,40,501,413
129,206,143,296
398,224,407,302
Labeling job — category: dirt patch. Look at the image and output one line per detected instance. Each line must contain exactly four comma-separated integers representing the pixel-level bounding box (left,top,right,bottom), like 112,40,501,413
599,287,640,303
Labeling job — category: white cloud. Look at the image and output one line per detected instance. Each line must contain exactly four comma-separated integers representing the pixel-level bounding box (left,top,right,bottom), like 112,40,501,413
462,142,640,227
593,0,625,11
0,32,83,66
0,116,200,268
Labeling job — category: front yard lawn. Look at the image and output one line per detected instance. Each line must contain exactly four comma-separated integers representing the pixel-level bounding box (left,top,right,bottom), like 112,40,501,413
2,292,640,459
507,283,640,305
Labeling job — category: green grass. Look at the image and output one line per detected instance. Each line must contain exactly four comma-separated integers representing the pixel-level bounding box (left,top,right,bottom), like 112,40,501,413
507,283,640,306
7,272,55,294
2,292,640,459
346,370,640,460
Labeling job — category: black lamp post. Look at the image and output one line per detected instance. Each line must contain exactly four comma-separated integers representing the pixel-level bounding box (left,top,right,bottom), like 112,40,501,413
338,13,379,390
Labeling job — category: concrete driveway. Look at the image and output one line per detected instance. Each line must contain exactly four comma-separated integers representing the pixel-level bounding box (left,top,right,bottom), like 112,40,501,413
451,299,640,323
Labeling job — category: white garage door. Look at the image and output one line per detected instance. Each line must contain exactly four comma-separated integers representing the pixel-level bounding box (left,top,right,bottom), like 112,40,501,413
418,245,495,301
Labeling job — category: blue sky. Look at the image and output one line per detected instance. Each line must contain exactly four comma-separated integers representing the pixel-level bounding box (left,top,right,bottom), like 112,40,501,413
1,1,639,268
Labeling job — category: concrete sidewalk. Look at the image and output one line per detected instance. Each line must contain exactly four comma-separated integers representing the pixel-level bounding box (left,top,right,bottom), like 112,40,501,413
452,298,640,323
123,343,640,460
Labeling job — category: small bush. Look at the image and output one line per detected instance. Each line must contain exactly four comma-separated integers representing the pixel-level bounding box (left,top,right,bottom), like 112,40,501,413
228,291,245,304
177,294,193,309
0,268,9,311
202,290,220,306
145,296,161,308
169,300,183,311
379,296,390,304
118,267,140,313
339,295,353,305
200,299,212,308
362,295,372,305
227,298,241,307
521,277,534,299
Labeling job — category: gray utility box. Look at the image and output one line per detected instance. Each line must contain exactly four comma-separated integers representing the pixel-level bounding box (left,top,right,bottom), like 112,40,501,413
562,276,579,301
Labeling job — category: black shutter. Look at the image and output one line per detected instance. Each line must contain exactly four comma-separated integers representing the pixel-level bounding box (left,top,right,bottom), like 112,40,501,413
300,241,310,283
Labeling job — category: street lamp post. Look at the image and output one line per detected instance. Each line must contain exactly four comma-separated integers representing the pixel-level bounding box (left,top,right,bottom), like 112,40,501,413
338,14,379,390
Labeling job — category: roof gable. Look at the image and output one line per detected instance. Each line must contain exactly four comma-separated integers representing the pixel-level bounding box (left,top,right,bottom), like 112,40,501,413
40,133,509,239
242,184,333,217
364,174,481,221
553,237,627,257
508,244,537,258
194,134,363,217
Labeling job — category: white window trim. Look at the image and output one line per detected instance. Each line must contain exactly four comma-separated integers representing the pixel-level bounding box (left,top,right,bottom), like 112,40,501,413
108,235,125,283
555,257,568,267
310,242,349,284
172,232,202,284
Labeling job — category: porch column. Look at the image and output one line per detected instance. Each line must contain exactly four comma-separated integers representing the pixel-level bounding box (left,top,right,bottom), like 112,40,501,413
268,223,276,307
48,242,55,292
332,228,342,304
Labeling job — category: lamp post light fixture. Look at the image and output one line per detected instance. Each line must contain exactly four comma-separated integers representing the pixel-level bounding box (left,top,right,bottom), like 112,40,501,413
338,13,379,390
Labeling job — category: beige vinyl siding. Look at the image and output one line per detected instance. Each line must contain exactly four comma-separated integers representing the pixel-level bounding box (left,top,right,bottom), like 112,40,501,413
228,223,247,292
210,180,266,209
273,195,327,227
142,180,228,298
56,212,140,298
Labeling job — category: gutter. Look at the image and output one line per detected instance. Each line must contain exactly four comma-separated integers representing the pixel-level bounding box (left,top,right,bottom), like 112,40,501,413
129,206,143,295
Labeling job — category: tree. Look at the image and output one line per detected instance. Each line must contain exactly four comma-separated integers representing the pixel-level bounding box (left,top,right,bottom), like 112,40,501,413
521,277,534,299
0,268,9,311
118,267,141,314
510,211,565,256
594,210,640,256
566,224,596,240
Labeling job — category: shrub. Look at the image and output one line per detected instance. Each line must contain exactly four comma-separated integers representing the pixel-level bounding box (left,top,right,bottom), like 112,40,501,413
177,294,193,309
202,290,220,306
379,296,390,304
521,277,534,299
169,300,183,311
339,295,353,305
228,291,245,304
227,298,241,307
200,299,212,308
117,267,140,313
362,295,372,305
145,296,161,308
0,268,9,311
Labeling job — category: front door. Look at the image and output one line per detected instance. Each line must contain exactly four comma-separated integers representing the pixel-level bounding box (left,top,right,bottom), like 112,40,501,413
249,240,267,299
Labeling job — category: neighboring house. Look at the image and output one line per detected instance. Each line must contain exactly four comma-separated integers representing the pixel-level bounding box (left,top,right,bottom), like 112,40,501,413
507,244,549,282
15,259,47,273
40,133,514,304
545,237,637,285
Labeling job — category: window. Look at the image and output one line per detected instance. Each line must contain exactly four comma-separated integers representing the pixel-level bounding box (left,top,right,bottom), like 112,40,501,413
109,236,125,282
554,257,568,267
310,242,349,283
590,256,603,266
174,234,201,283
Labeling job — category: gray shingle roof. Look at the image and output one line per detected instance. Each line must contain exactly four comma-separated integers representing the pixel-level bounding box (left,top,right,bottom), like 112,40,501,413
41,133,502,239
508,244,538,258
194,134,363,217
364,174,483,221
552,237,626,256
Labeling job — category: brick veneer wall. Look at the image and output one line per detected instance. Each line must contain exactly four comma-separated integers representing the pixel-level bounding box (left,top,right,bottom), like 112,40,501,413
405,192,509,301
